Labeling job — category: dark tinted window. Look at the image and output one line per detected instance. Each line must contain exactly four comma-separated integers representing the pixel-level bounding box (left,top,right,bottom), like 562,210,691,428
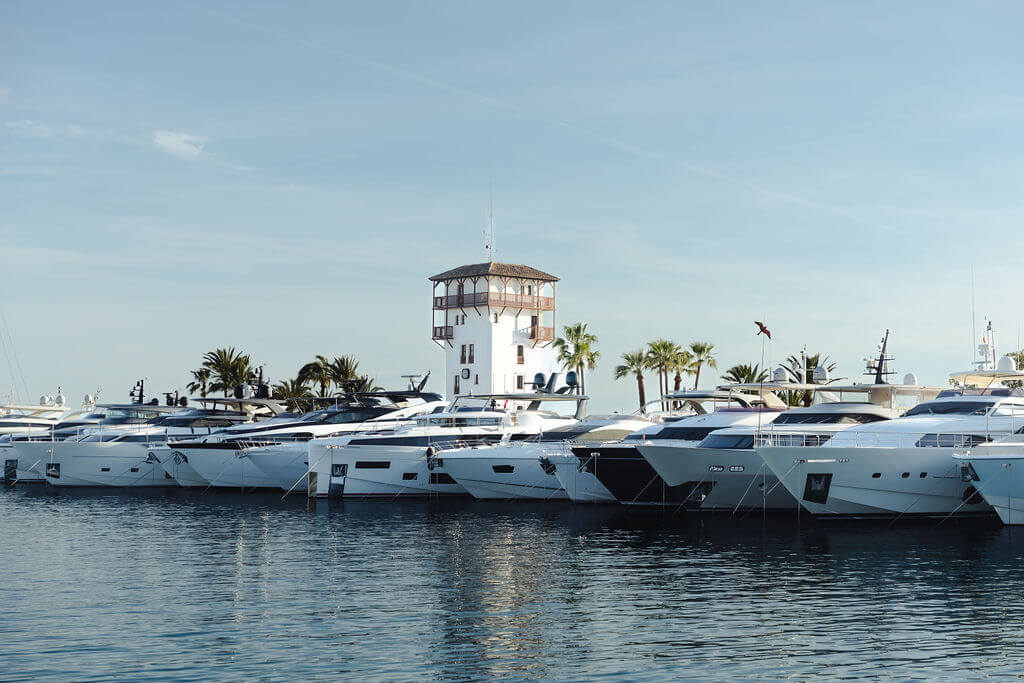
915,433,990,448
651,426,718,441
354,461,390,469
774,413,887,425
698,434,756,449
905,402,992,417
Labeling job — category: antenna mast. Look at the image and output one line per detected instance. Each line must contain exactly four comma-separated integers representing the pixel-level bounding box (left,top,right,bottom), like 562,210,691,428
486,181,495,263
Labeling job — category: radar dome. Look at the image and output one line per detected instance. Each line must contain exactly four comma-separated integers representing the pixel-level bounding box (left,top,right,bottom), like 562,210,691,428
812,366,830,383
772,367,788,383
565,371,579,387
903,373,918,386
998,355,1018,372
55,393,66,407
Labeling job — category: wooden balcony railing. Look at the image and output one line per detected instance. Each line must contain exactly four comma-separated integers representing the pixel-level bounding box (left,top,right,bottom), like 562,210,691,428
432,326,454,340
530,326,555,341
433,292,555,311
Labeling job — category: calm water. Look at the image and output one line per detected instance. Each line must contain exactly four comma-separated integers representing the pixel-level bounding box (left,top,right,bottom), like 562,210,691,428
3,487,1024,680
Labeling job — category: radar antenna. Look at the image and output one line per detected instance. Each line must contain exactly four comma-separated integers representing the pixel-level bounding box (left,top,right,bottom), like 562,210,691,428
865,329,895,384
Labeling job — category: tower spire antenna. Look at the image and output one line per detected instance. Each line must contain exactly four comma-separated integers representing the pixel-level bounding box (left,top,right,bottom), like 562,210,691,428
486,178,495,263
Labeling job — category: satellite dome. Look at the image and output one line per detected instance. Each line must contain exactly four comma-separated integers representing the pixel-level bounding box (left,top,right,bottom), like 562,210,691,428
903,373,918,386
55,393,66,407
812,366,830,383
772,367,788,383
998,355,1018,372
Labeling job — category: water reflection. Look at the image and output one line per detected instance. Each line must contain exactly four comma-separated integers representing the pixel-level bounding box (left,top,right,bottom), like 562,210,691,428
4,487,1024,678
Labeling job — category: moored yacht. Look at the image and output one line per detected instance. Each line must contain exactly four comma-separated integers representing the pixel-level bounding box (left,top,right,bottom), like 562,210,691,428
307,392,586,498
758,363,1024,518
238,391,448,491
25,402,182,486
640,361,942,511
0,393,94,483
434,407,644,501
572,389,780,507
953,436,1024,525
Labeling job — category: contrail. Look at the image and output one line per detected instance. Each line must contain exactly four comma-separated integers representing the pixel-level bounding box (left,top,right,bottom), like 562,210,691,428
205,8,904,234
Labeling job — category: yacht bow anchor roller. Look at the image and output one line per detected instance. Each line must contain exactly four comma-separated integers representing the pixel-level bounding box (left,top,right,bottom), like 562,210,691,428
759,359,1024,518
308,389,586,498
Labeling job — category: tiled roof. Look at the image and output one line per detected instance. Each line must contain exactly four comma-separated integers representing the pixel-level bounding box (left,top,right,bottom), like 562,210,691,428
428,262,559,282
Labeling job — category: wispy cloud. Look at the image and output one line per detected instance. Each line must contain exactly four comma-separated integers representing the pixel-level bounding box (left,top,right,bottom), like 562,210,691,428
152,130,207,159
4,119,117,141
0,85,9,103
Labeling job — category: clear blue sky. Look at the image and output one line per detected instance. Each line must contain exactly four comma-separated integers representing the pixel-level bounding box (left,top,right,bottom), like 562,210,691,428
3,1,1024,410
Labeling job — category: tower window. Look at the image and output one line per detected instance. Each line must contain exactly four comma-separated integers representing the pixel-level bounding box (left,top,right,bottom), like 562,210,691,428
453,375,460,395
516,375,524,390
517,345,524,365
475,374,479,385
468,344,475,363
460,344,467,364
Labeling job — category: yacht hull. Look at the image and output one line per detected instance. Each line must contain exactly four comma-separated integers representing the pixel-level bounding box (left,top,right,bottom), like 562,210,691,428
574,445,717,507
758,446,992,518
172,445,281,490
438,444,568,500
638,444,796,511
2,445,46,483
953,452,1024,525
308,443,467,498
549,452,616,503
40,441,178,488
149,446,209,488
245,443,316,493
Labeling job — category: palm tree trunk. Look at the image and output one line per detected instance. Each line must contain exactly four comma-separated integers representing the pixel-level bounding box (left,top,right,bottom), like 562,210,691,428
693,363,702,390
637,374,646,411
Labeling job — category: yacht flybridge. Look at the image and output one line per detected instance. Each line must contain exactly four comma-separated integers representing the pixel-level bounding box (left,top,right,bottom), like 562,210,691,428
759,361,1024,518
152,391,444,489
307,392,587,498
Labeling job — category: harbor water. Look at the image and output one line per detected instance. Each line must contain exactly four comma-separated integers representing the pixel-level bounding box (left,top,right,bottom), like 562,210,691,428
3,486,1024,679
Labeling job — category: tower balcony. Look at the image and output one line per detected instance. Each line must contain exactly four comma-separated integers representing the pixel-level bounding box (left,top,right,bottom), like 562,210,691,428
529,326,555,341
432,325,454,340
433,292,555,311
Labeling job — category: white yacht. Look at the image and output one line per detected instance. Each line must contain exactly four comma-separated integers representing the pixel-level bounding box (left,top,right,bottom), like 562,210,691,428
434,408,644,501
144,398,290,489
953,436,1024,525
639,370,940,511
572,389,780,506
307,393,585,498
19,402,181,486
0,393,92,483
238,392,448,491
758,364,1024,518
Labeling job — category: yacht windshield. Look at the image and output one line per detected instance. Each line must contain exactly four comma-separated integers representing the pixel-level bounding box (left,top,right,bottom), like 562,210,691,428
904,401,992,417
424,416,504,427
774,413,887,425
698,434,756,449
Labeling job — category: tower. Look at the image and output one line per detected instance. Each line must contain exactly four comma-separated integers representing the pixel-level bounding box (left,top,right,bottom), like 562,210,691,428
429,262,559,397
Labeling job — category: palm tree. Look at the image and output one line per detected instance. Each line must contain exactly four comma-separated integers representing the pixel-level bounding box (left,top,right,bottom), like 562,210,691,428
328,355,361,393
689,341,717,390
348,376,383,393
201,347,252,397
186,368,211,398
721,363,769,384
554,323,599,394
645,339,679,408
272,378,314,412
671,348,695,393
782,352,837,406
614,350,648,412
298,355,333,397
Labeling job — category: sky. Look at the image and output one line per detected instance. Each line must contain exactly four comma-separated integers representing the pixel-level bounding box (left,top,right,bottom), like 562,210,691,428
3,1,1024,412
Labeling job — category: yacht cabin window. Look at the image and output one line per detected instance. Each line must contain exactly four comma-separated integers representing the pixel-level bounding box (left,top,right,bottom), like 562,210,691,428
904,401,992,417
698,434,757,450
